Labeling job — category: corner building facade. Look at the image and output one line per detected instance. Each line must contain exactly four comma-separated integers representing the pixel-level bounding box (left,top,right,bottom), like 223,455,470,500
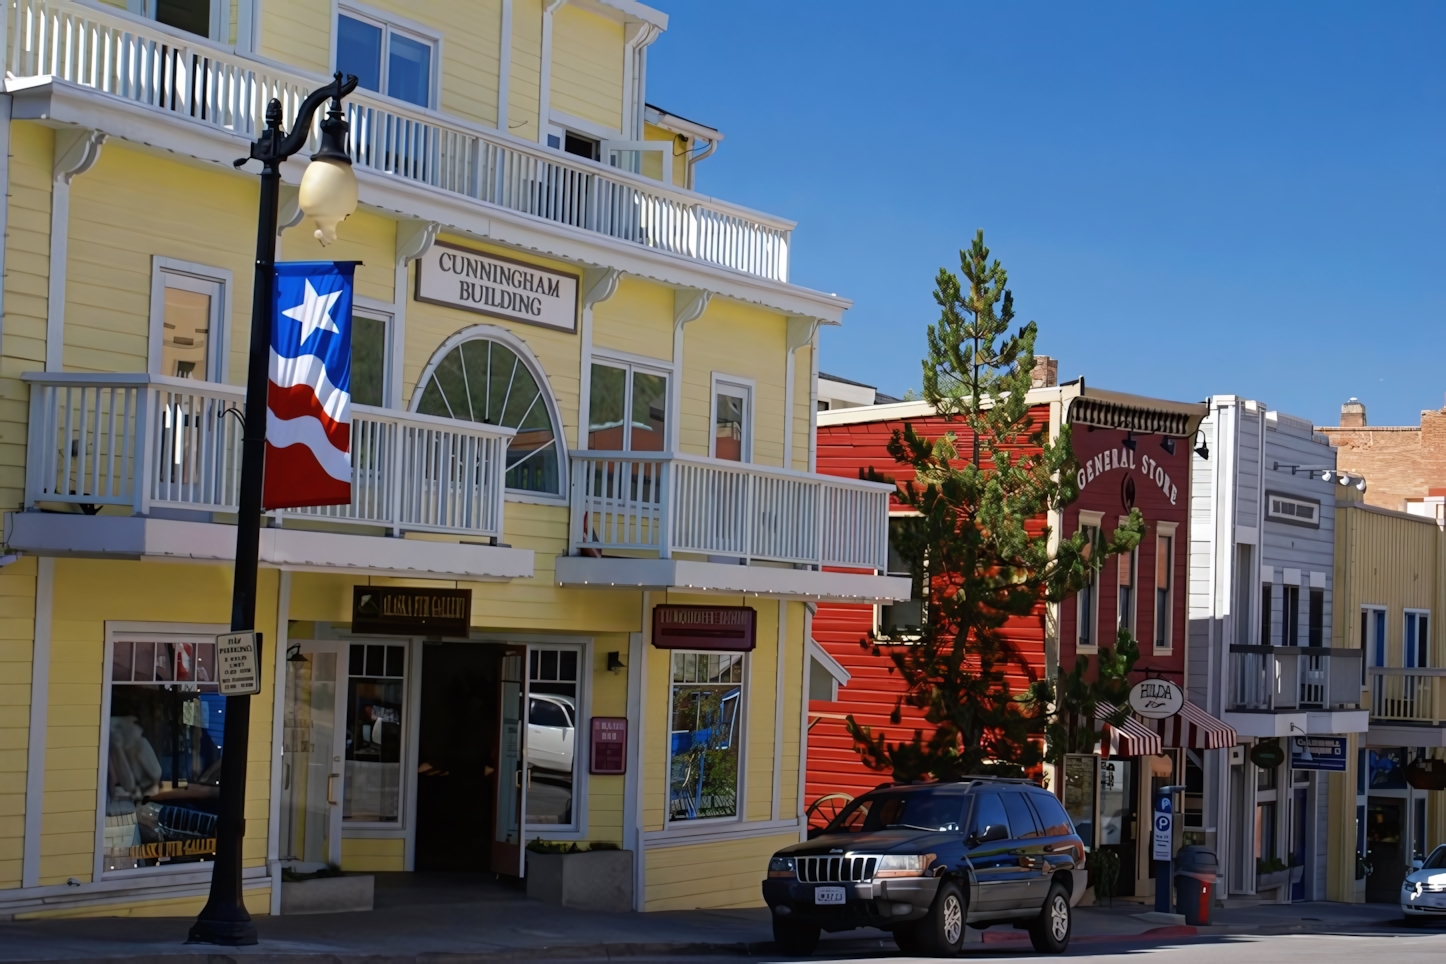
0,0,905,917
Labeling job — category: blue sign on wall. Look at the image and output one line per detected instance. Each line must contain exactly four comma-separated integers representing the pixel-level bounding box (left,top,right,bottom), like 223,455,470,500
1292,736,1348,771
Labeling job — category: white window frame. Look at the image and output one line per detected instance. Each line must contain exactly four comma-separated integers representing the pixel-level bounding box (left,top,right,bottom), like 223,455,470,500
351,295,395,409
329,635,416,832
95,621,231,882
1154,521,1178,654
664,650,749,828
709,373,755,462
1362,605,1388,667
333,1,442,111
521,641,590,836
149,257,232,383
585,350,674,454
1076,510,1104,653
1405,609,1431,669
125,0,227,44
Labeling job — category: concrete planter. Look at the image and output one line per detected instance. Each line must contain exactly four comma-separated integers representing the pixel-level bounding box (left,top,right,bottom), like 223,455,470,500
280,873,375,915
1255,869,1289,892
526,850,633,912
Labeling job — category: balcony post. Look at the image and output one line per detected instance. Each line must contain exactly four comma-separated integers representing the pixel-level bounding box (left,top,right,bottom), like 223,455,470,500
133,383,152,515
657,459,672,559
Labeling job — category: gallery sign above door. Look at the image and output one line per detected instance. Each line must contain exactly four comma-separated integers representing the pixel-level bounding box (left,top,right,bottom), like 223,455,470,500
352,586,472,637
414,241,580,333
652,605,757,652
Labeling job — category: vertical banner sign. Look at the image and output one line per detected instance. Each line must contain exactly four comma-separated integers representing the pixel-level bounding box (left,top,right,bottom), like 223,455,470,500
1152,795,1173,861
264,261,356,510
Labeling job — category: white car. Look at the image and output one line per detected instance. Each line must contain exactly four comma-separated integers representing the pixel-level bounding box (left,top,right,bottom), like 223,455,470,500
527,694,575,772
1401,845,1446,924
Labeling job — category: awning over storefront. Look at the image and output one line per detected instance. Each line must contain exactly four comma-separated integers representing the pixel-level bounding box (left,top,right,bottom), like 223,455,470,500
1152,700,1236,749
1096,701,1163,757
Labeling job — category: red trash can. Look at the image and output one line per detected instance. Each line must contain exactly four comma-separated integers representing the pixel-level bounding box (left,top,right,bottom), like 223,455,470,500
1173,846,1219,925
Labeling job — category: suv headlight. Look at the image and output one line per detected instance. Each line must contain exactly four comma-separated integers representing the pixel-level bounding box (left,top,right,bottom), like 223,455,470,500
768,856,797,878
875,854,935,879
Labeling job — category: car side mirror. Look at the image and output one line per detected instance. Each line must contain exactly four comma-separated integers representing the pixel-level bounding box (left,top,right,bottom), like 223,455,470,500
970,824,1008,846
1412,859,1425,871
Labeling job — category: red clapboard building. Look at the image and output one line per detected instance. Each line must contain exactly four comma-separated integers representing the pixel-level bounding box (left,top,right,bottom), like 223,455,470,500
808,370,1226,898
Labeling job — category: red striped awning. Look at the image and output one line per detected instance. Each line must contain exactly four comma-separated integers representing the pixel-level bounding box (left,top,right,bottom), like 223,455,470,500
1096,701,1163,758
1151,700,1236,750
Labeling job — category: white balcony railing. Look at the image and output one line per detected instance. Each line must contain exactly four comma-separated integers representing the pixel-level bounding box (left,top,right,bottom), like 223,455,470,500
23,373,513,539
1228,645,1363,712
569,451,891,571
1370,667,1446,724
5,0,793,282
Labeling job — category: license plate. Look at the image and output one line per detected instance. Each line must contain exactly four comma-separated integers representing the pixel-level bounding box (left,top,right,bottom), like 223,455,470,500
814,886,846,905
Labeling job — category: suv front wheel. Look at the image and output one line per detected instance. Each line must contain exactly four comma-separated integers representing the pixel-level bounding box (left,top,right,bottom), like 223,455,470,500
899,880,966,956
1028,880,1072,953
772,917,820,955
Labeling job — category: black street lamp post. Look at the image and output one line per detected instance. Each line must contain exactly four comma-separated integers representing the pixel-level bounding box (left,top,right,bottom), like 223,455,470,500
188,71,358,947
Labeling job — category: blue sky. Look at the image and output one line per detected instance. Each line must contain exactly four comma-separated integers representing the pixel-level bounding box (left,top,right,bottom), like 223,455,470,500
648,2,1445,429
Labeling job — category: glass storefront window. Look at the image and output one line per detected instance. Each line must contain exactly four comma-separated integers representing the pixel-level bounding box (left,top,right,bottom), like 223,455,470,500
104,637,224,872
526,647,580,827
344,644,406,823
668,652,744,822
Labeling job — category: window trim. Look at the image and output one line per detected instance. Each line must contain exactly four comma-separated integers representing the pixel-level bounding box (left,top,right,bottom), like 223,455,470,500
411,324,570,503
584,352,673,455
1075,511,1104,654
95,621,231,883
1154,520,1177,653
664,649,749,828
1264,490,1322,529
1405,609,1431,669
333,0,443,111
149,257,232,383
709,372,755,462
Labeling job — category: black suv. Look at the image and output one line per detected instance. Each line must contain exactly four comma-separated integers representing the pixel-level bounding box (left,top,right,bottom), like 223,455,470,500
762,779,1086,956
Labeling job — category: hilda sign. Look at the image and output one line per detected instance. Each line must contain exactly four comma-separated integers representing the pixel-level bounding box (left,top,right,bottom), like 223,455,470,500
1129,679,1184,719
415,241,579,333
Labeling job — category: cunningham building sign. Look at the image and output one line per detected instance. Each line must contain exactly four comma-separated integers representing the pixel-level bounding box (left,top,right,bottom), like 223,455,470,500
416,241,579,333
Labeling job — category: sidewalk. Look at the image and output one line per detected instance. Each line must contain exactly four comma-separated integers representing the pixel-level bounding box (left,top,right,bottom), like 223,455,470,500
0,873,1420,963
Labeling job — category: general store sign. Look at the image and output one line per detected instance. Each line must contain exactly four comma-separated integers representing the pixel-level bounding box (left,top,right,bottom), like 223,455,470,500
216,631,260,696
652,605,757,651
352,586,472,636
415,242,579,333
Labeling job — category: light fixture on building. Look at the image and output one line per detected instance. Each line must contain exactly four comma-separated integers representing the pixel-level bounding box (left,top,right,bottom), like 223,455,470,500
1123,432,1137,452
1160,437,1176,456
1192,430,1209,460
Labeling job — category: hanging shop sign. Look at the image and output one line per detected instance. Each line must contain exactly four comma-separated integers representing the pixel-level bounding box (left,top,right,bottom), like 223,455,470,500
216,631,261,696
652,605,757,651
590,717,628,774
415,241,579,333
1290,736,1348,771
1128,679,1183,720
1406,758,1446,792
352,586,472,636
1250,741,1287,770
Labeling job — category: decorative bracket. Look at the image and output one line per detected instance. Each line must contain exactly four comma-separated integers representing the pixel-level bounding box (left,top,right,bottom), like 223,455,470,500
277,184,304,235
396,220,441,266
786,316,819,353
674,288,710,330
53,128,106,184
583,267,622,308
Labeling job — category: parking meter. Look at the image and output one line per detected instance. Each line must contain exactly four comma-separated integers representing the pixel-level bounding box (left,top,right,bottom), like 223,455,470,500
1153,785,1186,914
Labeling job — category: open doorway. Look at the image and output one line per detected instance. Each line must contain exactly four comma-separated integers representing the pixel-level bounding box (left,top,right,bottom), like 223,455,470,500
414,643,504,872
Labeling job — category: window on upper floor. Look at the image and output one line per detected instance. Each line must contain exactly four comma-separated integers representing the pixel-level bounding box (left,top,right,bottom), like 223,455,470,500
1261,582,1274,647
336,7,437,109
150,258,231,383
1076,514,1103,651
1308,588,1324,647
587,359,668,453
1362,606,1387,666
415,330,566,496
879,516,925,639
1282,584,1300,645
129,0,220,41
1405,610,1430,668
350,311,389,408
1154,530,1174,652
711,376,753,462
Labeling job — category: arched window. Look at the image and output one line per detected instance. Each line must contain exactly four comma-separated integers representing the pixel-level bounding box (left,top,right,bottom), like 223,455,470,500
413,328,565,496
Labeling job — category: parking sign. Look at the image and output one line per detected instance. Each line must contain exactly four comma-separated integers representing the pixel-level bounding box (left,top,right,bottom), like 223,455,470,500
1152,795,1173,861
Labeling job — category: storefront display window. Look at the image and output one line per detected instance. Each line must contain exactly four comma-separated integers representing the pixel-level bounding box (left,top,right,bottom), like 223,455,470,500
344,644,406,822
668,652,743,822
104,636,224,872
526,646,580,827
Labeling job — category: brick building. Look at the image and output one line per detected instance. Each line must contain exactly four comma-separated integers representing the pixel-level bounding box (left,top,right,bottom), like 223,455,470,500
1320,397,1446,512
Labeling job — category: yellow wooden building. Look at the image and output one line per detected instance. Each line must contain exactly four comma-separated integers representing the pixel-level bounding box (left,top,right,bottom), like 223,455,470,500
0,0,906,918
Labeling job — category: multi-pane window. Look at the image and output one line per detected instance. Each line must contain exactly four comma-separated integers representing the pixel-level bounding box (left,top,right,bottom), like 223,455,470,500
1077,524,1100,649
668,652,743,822
344,643,407,823
1405,611,1430,668
1283,585,1300,646
1362,607,1387,666
104,636,224,871
1154,533,1174,650
526,647,580,828
336,10,436,108
588,361,668,452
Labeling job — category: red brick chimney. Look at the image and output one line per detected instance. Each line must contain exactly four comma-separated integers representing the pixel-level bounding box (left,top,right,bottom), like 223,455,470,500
1031,355,1059,389
1340,398,1366,428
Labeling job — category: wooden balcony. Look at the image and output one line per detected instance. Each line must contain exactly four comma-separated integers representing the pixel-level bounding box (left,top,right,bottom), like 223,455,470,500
1227,645,1364,711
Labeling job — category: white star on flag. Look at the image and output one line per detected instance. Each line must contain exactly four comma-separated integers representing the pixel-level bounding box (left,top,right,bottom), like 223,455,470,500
280,280,343,342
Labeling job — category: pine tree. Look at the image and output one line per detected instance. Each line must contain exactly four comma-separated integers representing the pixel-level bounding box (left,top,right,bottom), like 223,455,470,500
847,230,1143,781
